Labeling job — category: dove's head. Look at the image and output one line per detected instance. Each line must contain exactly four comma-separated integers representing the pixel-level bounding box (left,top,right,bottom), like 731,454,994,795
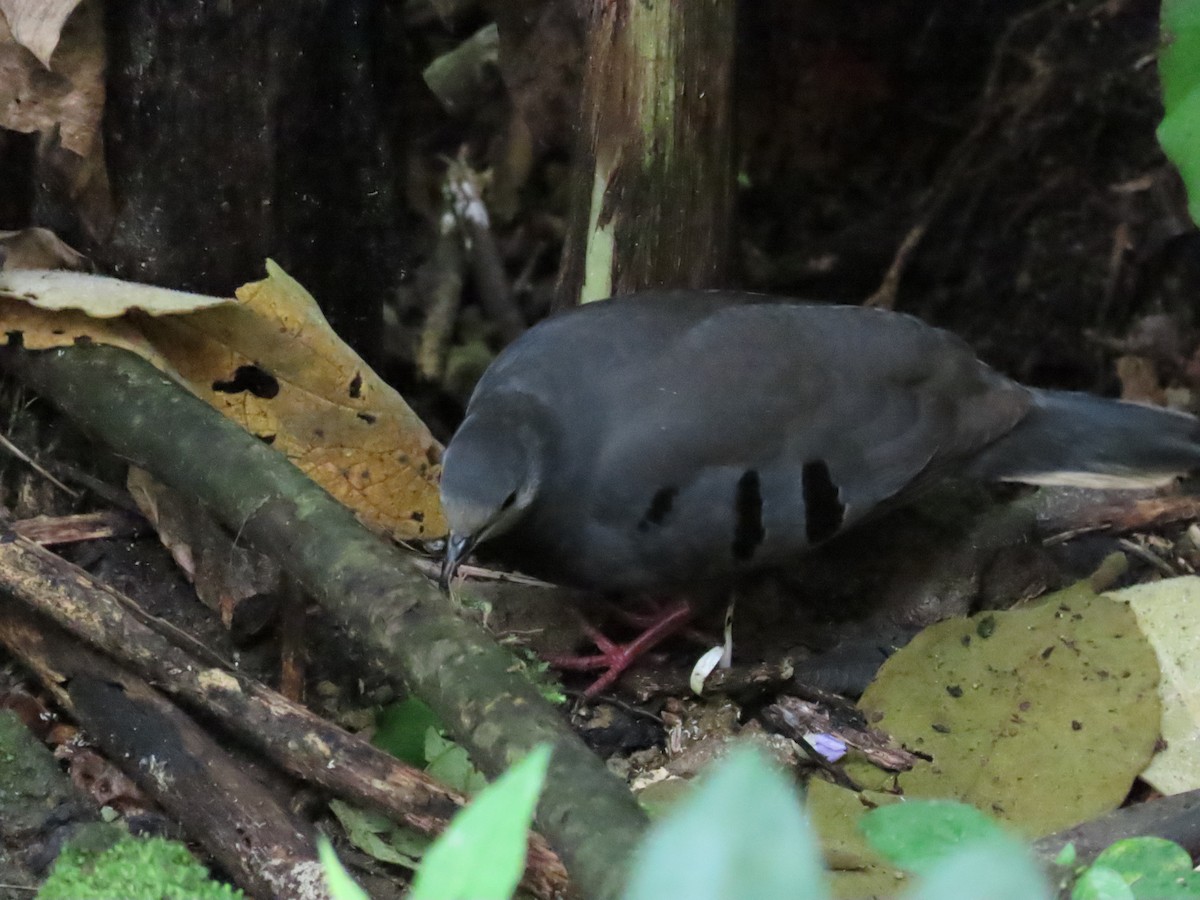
438,397,548,589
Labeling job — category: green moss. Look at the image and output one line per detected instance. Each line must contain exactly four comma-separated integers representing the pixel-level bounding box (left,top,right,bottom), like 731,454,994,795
38,832,243,900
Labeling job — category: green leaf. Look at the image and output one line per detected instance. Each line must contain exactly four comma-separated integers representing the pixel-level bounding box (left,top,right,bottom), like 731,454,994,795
903,836,1053,900
861,799,1006,874
1158,93,1200,227
1087,836,1200,898
1056,843,1078,867
327,798,428,869
409,744,551,900
425,727,488,795
317,836,370,900
1072,866,1137,900
374,697,442,767
623,747,829,900
1162,0,1200,110
1159,0,1200,226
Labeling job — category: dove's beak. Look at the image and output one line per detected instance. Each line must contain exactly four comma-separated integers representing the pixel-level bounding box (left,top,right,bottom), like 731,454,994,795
439,532,475,591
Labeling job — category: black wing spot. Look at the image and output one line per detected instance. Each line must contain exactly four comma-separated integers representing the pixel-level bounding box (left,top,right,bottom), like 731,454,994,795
349,373,363,398
637,487,678,532
357,412,377,424
802,459,844,544
731,469,765,561
212,364,280,399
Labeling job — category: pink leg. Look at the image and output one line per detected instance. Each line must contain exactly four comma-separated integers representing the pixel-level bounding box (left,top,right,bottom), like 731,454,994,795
548,600,693,699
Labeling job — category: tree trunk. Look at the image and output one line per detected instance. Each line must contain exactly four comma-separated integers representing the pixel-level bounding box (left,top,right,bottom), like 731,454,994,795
37,0,421,367
556,0,736,307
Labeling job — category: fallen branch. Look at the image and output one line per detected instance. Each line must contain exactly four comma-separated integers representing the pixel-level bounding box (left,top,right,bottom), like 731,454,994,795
0,605,326,900
1,343,644,900
1032,788,1200,866
0,527,569,899
9,509,146,545
1036,490,1200,542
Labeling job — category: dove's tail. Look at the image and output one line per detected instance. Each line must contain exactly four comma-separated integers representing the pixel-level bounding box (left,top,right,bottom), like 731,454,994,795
969,388,1200,488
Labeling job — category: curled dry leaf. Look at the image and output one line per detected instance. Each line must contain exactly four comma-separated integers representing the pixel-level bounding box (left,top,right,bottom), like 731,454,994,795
0,0,111,234
0,0,84,68
0,267,228,316
0,227,89,271
0,0,98,150
0,263,446,541
0,267,221,366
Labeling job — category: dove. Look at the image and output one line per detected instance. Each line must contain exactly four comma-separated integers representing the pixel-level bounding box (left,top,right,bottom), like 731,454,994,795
438,290,1200,689
441,289,1200,586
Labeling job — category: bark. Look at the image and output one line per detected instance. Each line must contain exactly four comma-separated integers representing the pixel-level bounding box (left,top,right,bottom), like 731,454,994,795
2,343,645,900
1032,789,1200,866
0,607,328,900
556,0,736,307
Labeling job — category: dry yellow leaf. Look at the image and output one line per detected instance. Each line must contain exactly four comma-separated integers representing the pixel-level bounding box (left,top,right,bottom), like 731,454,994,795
0,261,446,541
0,295,166,363
139,261,445,540
0,268,231,316
0,267,222,367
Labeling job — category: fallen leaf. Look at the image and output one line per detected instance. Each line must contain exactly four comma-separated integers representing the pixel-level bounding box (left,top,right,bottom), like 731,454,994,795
854,589,1160,835
0,0,83,68
810,582,1162,895
128,468,281,638
0,0,111,236
140,261,445,540
0,0,97,150
0,267,230,316
805,778,909,898
55,743,147,813
328,798,429,870
0,263,445,540
0,267,221,364
1107,576,1200,795
0,227,88,271
1116,355,1166,406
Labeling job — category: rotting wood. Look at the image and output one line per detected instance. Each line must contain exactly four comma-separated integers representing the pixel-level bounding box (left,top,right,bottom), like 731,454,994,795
9,509,146,545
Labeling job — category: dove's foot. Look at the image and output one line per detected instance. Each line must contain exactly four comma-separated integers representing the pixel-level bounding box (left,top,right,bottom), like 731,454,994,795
548,599,693,700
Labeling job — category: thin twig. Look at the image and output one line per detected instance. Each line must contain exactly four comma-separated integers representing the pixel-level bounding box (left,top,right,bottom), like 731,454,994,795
0,430,79,498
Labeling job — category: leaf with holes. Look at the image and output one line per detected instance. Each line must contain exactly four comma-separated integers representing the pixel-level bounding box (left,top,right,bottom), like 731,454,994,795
0,263,446,540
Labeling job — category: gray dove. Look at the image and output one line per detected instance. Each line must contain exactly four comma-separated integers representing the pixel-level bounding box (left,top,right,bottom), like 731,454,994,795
439,291,1200,594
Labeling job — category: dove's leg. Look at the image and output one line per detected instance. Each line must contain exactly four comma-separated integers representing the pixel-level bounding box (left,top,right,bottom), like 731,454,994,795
548,599,693,699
